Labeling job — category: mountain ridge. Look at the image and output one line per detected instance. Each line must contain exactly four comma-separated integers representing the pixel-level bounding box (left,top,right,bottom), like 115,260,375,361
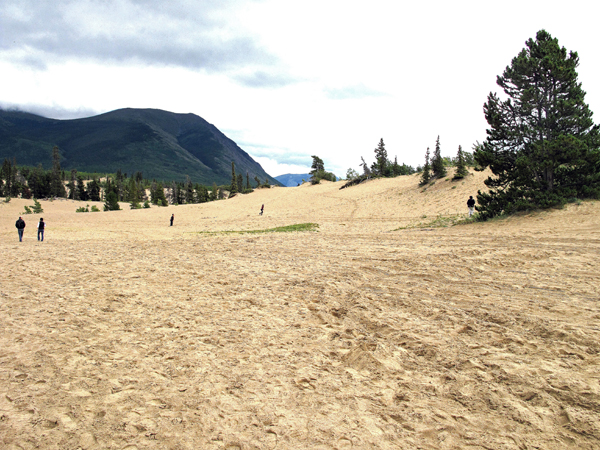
0,107,282,185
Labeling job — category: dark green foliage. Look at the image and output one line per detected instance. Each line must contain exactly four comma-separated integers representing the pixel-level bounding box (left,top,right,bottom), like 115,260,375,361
103,180,121,211
88,178,101,201
354,140,415,183
346,168,359,180
420,148,431,186
310,155,336,184
194,183,209,203
453,146,469,180
32,198,43,213
210,182,218,201
0,108,282,186
50,146,66,198
77,175,89,201
475,30,600,220
230,162,238,194
104,192,120,211
237,173,244,193
373,138,389,176
253,176,261,188
23,198,44,214
151,181,167,205
67,169,78,200
431,136,447,178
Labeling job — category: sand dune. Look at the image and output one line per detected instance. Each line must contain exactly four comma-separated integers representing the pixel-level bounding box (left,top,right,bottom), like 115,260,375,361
1,169,599,449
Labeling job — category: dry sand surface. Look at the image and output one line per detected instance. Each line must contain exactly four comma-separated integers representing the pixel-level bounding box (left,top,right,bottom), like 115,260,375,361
1,170,599,449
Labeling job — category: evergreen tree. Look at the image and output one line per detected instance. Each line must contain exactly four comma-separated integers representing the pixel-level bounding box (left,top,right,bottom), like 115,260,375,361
420,148,431,186
88,178,101,201
9,158,20,197
475,30,600,219
103,180,120,210
2,158,12,196
237,173,244,193
431,136,446,178
346,168,359,180
373,138,388,176
195,184,209,203
360,157,371,177
104,192,120,211
246,172,251,191
176,182,185,204
254,176,261,188
185,176,194,204
309,155,326,183
50,146,66,198
453,145,469,180
77,175,89,201
68,169,78,199
210,182,218,200
154,182,167,206
230,162,238,194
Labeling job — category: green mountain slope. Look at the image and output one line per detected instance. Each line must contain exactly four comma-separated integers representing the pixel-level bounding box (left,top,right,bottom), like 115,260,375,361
0,108,281,185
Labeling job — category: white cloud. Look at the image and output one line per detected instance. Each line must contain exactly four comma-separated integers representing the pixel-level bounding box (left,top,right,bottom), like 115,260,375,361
1,0,599,177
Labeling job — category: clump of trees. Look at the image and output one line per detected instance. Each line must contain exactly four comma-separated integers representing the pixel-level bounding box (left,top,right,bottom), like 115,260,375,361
343,139,415,189
474,29,600,220
419,137,475,186
309,155,336,184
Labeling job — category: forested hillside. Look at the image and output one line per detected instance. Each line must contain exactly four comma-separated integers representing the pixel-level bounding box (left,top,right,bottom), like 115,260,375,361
0,108,280,185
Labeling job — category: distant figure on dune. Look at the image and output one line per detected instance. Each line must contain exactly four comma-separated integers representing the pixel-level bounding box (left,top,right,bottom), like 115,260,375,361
260,204,264,216
15,216,25,242
37,218,45,242
467,196,476,217
170,214,174,226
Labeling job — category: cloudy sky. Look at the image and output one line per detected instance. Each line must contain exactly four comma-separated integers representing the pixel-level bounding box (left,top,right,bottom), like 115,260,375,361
1,0,599,178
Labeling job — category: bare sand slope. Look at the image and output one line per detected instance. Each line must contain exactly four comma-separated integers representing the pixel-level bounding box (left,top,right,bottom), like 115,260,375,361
1,170,599,449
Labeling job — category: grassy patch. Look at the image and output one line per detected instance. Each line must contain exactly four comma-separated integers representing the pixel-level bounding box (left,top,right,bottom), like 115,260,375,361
198,223,319,235
394,214,474,230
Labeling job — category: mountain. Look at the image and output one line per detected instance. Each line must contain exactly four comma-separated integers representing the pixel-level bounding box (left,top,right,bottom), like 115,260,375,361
0,108,282,186
275,173,312,187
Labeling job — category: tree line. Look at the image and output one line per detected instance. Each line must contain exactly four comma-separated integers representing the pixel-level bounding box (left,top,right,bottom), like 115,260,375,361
1,148,268,211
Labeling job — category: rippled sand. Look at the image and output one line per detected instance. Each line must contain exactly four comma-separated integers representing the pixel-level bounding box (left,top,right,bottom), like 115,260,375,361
1,170,599,449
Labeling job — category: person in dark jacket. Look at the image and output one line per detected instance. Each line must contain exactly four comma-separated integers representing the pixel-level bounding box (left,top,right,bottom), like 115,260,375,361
15,216,25,242
170,214,174,226
260,204,264,216
467,196,476,217
37,218,45,241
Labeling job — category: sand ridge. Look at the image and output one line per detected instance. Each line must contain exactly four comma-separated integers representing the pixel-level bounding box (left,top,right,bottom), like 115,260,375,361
1,170,599,449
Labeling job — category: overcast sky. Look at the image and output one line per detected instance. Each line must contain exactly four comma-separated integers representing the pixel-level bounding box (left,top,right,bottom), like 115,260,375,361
1,0,599,178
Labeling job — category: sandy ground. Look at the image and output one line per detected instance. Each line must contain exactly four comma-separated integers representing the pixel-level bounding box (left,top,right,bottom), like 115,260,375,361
1,170,599,449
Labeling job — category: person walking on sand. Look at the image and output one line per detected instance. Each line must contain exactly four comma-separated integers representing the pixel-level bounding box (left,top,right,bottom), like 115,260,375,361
170,214,174,226
467,195,476,217
37,218,45,242
260,204,264,216
15,216,25,242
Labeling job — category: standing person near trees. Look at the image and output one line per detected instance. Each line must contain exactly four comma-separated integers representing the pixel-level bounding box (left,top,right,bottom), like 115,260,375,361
37,218,45,241
15,216,25,242
467,196,476,217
